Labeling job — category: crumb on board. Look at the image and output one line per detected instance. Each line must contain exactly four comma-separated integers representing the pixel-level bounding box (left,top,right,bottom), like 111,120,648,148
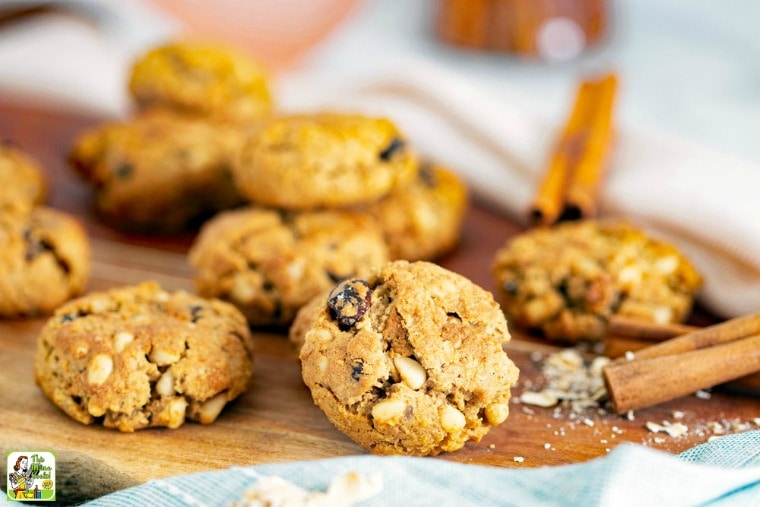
642,415,760,447
517,346,758,454
518,348,609,413
645,420,689,438
231,471,382,507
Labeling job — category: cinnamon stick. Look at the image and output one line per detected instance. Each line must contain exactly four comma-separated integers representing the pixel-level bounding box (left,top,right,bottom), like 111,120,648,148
529,79,595,226
603,313,760,414
604,335,653,359
528,72,618,226
563,73,618,220
604,316,760,395
607,315,697,343
604,334,760,414
623,312,760,360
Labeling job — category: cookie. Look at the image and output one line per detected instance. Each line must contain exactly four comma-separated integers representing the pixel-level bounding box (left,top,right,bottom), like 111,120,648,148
0,206,90,317
298,260,519,456
492,220,703,342
34,281,254,432
234,112,418,210
128,40,272,122
0,142,47,208
188,206,389,327
363,162,468,261
288,290,328,351
68,109,245,232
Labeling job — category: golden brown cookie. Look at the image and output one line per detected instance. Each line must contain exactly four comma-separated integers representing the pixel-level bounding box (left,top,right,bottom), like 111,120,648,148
0,206,90,317
68,109,245,232
128,40,272,122
492,220,703,342
288,290,328,351
299,260,519,456
0,142,47,208
363,162,468,261
34,281,254,432
188,206,389,327
234,112,418,210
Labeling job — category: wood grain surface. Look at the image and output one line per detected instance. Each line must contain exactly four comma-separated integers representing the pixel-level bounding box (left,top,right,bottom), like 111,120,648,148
1,101,758,503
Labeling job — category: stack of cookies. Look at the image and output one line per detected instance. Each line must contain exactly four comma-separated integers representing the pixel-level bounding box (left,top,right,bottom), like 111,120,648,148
0,143,90,317
66,40,469,330
188,110,471,327
42,41,500,445
68,41,274,232
189,111,468,328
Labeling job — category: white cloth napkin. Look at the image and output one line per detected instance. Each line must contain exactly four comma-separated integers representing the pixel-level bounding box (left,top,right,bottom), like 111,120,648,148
277,59,760,319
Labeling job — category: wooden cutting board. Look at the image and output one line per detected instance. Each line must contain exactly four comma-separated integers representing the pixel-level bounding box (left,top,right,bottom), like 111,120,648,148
1,101,758,503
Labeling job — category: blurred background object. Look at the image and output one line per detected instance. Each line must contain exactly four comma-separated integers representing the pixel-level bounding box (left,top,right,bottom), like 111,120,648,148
149,0,358,71
2,0,758,167
435,0,609,62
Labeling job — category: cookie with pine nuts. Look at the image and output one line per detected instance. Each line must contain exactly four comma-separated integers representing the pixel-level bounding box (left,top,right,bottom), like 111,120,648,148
298,260,519,456
68,109,245,233
361,161,468,261
234,112,419,210
491,220,703,343
188,206,389,327
128,40,273,123
33,281,254,432
0,205,90,317
0,142,47,209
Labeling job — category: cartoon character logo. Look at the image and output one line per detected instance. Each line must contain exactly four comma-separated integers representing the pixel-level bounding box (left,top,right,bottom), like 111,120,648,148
8,455,34,500
6,451,55,502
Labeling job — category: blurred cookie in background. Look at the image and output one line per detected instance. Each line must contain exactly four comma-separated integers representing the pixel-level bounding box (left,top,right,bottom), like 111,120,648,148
234,112,418,210
68,109,245,233
492,220,703,343
362,161,468,261
188,206,389,327
128,40,273,123
0,142,47,209
0,205,90,317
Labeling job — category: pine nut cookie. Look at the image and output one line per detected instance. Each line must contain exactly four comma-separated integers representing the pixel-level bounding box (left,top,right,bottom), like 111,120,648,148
128,40,272,122
492,220,703,343
362,162,468,261
188,206,389,327
234,112,418,210
0,142,47,209
0,206,89,317
298,260,519,456
68,109,245,232
34,281,254,432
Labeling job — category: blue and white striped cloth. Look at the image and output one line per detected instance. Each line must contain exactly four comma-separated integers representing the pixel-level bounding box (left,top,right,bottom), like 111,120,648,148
84,431,760,506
